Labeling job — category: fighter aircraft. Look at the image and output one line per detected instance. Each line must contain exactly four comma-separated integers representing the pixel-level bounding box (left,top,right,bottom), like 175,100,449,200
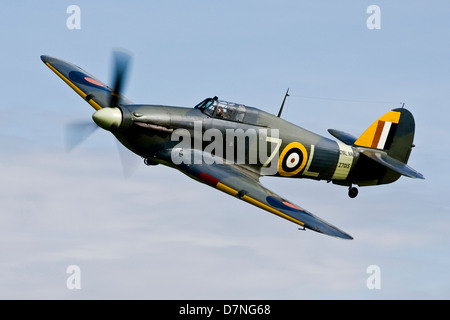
41,51,424,240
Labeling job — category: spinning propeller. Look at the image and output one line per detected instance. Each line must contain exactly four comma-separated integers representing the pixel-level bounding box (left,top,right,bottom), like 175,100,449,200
65,50,138,175
92,50,131,131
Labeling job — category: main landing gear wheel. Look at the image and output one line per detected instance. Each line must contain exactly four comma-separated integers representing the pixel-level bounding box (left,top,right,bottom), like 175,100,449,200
144,158,158,166
348,186,358,198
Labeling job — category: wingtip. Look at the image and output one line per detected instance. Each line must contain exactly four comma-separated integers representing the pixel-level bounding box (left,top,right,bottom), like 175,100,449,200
316,229,353,240
342,234,354,240
330,229,354,240
40,55,61,65
306,220,354,240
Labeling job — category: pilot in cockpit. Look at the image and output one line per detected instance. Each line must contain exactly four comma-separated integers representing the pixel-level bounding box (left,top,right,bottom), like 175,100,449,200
216,106,224,118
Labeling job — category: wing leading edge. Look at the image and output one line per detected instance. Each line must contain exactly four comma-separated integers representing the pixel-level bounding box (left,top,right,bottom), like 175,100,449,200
159,149,353,240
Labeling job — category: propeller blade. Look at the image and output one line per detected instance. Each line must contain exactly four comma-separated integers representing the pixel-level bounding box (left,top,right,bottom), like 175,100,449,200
110,49,132,108
65,120,98,151
64,50,137,177
116,139,141,178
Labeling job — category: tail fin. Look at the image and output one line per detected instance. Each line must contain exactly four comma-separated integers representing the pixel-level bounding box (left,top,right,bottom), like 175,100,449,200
353,107,424,181
354,108,415,163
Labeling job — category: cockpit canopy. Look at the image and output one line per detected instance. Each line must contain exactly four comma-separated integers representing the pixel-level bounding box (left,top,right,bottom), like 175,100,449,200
195,97,246,122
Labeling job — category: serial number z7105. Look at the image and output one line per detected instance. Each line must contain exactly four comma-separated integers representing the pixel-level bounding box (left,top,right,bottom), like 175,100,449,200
337,162,351,169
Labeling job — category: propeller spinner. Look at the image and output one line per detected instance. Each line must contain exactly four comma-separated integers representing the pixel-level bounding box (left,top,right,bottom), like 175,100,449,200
92,107,122,131
92,50,131,132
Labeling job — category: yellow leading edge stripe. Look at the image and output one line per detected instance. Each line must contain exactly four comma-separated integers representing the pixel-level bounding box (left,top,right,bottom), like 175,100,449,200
45,62,102,111
216,182,305,227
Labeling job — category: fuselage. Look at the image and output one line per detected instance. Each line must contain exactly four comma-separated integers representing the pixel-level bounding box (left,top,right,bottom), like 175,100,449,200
111,98,395,188
41,53,422,237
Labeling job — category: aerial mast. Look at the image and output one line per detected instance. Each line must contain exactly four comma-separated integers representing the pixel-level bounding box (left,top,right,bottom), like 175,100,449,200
277,88,290,117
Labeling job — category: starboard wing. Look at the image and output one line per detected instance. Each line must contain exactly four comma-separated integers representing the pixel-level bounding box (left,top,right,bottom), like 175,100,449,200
158,149,353,240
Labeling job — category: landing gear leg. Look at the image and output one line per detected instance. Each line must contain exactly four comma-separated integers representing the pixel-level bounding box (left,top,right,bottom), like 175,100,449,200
348,186,358,198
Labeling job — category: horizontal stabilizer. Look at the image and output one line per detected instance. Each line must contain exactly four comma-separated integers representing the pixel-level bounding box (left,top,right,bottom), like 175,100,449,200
359,149,424,179
328,129,357,145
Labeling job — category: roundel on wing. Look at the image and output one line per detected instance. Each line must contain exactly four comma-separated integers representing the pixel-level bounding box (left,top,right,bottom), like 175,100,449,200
278,142,308,176
68,71,109,92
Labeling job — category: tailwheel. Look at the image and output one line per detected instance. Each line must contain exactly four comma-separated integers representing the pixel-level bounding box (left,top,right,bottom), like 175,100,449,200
348,186,358,198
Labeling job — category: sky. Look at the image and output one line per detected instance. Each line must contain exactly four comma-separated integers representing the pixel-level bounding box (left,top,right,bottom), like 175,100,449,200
0,0,449,299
